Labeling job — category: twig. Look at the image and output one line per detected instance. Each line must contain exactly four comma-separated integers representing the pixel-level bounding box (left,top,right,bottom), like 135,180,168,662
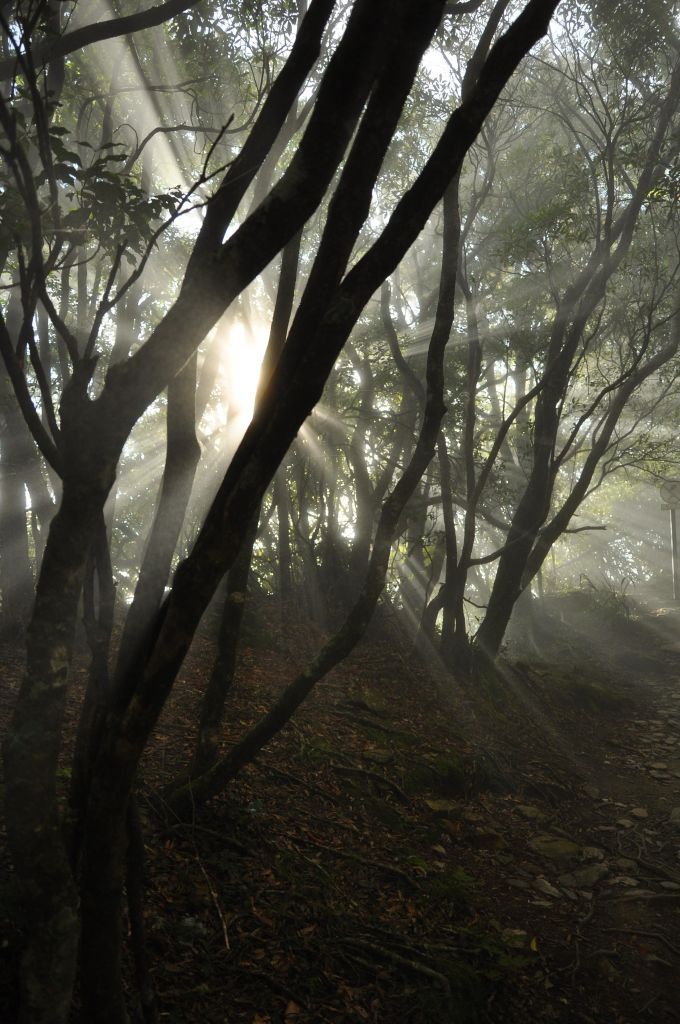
158,821,250,856
637,857,680,886
240,967,307,1007
330,711,406,737
638,994,660,1016
194,854,230,952
601,927,680,957
293,835,416,888
261,763,341,804
335,936,451,994
608,893,680,905
284,806,361,835
329,762,411,806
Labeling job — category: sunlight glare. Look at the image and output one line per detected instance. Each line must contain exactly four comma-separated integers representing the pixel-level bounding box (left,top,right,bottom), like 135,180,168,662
220,319,268,426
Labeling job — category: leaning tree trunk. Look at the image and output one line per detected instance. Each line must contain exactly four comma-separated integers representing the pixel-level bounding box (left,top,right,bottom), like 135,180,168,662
188,228,302,781
114,355,201,692
169,167,463,819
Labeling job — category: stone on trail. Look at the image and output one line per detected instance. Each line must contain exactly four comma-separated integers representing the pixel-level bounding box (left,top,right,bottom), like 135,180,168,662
615,857,638,871
516,804,548,823
630,807,648,819
582,846,605,861
470,826,505,850
558,863,608,889
616,818,634,828
533,877,562,899
528,834,580,863
362,749,393,765
669,807,680,830
423,798,460,817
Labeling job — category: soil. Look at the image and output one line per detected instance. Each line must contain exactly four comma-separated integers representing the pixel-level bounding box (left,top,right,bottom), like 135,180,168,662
1,598,680,1023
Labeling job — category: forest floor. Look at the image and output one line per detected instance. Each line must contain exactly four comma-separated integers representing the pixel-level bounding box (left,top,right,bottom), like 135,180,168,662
2,596,680,1022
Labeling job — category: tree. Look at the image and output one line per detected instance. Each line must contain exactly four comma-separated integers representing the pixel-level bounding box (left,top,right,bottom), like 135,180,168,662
0,1,560,1021
390,14,680,668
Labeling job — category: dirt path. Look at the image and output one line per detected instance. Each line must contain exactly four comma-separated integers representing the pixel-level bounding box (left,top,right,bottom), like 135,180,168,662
467,611,680,1023
1,606,680,1022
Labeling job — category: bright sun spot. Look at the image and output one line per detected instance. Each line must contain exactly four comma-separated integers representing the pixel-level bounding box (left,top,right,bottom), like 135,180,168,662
219,320,268,426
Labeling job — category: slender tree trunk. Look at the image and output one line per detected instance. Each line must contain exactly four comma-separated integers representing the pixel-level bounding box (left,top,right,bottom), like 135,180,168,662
274,462,293,597
294,449,327,623
0,391,34,627
347,350,375,583
437,443,457,653
188,229,302,780
189,513,259,778
115,355,201,691
0,295,38,629
441,274,482,672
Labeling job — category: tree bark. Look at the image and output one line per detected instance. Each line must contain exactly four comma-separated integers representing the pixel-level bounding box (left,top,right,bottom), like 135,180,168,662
0,293,40,630
189,229,302,780
115,355,201,695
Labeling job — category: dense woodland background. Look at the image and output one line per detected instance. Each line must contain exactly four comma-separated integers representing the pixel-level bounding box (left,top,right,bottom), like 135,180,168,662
2,1,680,1021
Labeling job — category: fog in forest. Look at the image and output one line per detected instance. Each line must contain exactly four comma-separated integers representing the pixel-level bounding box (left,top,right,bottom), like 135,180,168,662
1,2,680,1022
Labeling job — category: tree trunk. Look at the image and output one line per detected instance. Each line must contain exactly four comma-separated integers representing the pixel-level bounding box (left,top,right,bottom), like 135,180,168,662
0,389,35,628
189,512,259,779
114,355,201,694
274,463,293,597
188,228,302,779
3,454,110,1023
0,294,39,630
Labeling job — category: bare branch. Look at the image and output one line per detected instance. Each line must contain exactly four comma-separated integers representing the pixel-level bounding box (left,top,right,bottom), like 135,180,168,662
0,0,204,82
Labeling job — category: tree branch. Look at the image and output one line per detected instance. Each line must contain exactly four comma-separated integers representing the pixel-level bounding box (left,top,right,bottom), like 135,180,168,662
0,0,203,81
